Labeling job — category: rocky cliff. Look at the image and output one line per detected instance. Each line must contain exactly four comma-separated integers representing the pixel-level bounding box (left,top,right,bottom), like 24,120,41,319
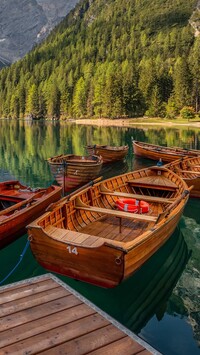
0,0,79,66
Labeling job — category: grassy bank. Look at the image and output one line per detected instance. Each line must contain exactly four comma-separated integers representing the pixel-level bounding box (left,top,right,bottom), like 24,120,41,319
74,117,200,128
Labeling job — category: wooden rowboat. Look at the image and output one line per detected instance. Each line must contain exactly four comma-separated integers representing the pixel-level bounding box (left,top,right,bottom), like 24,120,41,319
166,156,200,198
86,144,129,163
0,180,62,249
132,140,200,163
27,166,190,288
47,154,103,192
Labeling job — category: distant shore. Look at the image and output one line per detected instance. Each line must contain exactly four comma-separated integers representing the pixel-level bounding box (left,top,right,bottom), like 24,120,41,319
75,118,200,128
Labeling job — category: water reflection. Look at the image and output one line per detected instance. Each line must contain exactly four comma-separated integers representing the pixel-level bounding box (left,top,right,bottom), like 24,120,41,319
100,159,129,179
0,119,200,354
1,120,200,188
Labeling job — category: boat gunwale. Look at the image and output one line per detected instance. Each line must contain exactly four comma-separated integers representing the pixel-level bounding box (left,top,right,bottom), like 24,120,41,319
133,140,200,155
28,166,190,252
0,185,62,222
28,195,188,253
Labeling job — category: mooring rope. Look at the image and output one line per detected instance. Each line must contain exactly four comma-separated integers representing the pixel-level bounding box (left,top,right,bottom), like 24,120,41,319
0,239,30,286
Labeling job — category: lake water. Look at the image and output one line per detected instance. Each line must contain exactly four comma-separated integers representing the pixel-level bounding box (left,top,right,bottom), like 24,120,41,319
0,119,200,355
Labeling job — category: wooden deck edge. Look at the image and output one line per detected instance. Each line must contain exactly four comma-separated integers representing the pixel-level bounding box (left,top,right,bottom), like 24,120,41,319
0,273,161,355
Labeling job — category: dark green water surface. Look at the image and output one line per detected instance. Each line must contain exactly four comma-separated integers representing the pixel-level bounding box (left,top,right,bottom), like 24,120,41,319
0,119,199,355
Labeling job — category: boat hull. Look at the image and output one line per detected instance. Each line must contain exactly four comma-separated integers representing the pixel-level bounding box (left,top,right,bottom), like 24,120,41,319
29,229,124,288
0,183,62,249
123,207,184,279
48,155,103,191
133,140,199,163
28,164,190,288
166,156,200,198
86,145,128,163
29,204,184,288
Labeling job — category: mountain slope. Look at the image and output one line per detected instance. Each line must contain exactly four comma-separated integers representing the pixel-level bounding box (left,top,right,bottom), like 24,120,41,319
0,0,79,66
0,0,199,119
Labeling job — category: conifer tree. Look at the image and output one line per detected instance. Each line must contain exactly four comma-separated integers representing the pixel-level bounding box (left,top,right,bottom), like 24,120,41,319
173,56,192,109
72,77,87,117
26,84,39,118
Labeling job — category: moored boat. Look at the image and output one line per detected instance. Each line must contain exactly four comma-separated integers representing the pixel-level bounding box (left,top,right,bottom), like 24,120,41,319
132,140,200,162
0,180,62,249
47,154,103,192
86,144,129,163
27,165,191,288
166,156,200,198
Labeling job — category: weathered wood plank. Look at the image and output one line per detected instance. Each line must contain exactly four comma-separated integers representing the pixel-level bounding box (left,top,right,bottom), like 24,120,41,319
0,275,155,355
89,336,147,354
0,295,82,332
0,279,62,305
0,303,95,348
0,314,109,354
40,325,127,354
0,286,68,317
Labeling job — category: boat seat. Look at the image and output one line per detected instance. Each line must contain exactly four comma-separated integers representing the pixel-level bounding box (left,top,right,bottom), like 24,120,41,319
100,188,174,204
75,204,157,222
45,225,105,248
127,176,178,192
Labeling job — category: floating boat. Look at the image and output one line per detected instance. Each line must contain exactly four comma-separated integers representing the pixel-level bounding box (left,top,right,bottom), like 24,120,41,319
27,166,191,288
86,144,129,163
132,140,199,162
166,156,200,198
0,180,62,249
47,154,103,192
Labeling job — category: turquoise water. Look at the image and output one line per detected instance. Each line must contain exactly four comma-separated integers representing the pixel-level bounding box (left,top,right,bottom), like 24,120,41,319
0,119,200,354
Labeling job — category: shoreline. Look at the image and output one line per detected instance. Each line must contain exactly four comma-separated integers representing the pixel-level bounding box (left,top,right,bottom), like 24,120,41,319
74,118,200,128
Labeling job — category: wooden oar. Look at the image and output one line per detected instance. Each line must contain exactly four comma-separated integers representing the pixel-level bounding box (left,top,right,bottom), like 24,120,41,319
46,176,102,211
0,191,43,217
157,186,193,222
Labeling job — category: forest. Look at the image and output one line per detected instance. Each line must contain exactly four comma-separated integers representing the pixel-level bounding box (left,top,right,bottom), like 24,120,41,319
0,0,199,120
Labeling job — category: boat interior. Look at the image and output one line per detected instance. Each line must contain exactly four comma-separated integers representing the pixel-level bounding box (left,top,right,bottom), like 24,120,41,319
40,168,182,246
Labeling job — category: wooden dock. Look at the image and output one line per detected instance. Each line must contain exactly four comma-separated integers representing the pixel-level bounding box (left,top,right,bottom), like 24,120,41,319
0,273,160,354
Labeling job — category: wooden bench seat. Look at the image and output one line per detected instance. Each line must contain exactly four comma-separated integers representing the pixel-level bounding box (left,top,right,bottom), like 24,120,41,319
127,180,178,191
75,204,157,222
45,225,105,248
100,190,174,204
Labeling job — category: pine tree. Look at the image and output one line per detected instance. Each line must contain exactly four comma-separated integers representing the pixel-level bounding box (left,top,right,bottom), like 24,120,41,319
26,84,39,118
173,56,192,110
72,77,87,117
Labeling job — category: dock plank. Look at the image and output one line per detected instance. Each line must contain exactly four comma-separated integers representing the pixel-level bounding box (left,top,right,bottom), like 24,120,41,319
40,325,127,354
0,278,61,305
1,286,68,317
0,295,82,332
0,274,159,355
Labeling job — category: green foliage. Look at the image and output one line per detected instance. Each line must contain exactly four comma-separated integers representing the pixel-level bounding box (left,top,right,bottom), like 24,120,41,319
0,0,198,119
180,106,195,120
